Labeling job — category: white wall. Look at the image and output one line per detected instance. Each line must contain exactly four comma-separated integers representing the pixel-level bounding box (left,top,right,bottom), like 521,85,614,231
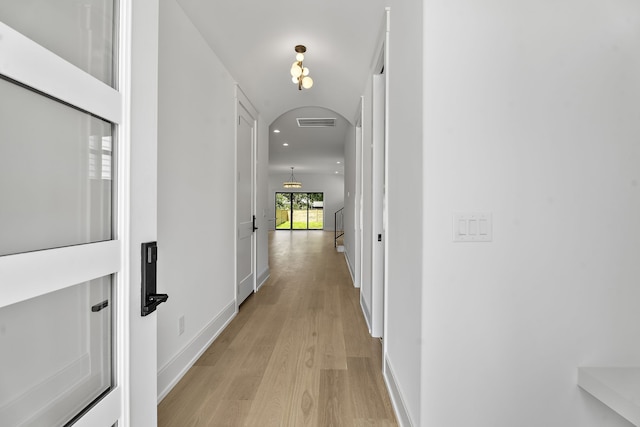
268,172,345,232
421,0,640,426
157,0,237,399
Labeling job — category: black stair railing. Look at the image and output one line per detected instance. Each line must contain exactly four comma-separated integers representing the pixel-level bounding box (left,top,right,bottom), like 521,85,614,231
334,207,344,248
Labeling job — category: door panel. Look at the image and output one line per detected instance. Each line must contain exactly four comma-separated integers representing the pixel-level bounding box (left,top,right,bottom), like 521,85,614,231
0,0,116,86
0,276,113,426
0,78,113,256
0,2,139,425
371,74,385,338
236,102,255,305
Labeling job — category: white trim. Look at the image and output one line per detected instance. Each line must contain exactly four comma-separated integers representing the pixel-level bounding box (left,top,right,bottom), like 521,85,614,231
256,267,270,291
236,86,259,120
384,356,414,427
0,22,121,123
344,250,357,288
124,0,160,424
116,0,134,424
360,293,372,333
0,240,121,309
233,86,239,307
157,300,237,402
382,5,392,368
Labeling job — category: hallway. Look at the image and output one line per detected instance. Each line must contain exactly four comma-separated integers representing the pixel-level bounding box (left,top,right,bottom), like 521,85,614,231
158,231,397,426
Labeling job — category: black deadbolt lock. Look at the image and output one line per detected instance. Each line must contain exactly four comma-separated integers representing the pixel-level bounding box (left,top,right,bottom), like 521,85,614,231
141,241,168,316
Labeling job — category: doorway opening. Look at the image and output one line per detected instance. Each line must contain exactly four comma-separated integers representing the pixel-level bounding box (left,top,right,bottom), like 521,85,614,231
275,192,324,230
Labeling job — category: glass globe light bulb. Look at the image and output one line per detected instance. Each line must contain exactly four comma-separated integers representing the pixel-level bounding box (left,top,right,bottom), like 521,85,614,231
296,53,304,62
292,76,299,84
301,76,313,89
302,67,310,76
290,65,302,78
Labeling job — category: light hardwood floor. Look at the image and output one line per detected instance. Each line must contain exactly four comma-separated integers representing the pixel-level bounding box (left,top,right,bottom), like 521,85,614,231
158,231,397,426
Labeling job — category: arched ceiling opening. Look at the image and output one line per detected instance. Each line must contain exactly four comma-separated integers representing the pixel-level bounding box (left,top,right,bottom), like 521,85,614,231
269,106,349,177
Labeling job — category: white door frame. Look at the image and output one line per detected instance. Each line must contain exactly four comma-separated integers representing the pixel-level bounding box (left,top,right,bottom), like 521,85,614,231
126,0,161,425
367,9,390,340
235,86,258,307
354,99,364,290
381,7,391,366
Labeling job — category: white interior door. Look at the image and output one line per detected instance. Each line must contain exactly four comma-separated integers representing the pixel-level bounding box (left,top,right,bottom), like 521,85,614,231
236,90,257,305
361,93,374,328
371,73,386,338
0,1,158,426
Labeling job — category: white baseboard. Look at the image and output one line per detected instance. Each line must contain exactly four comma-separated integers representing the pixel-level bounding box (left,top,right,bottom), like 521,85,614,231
360,292,372,333
157,300,236,402
256,267,270,291
344,251,358,287
384,356,414,427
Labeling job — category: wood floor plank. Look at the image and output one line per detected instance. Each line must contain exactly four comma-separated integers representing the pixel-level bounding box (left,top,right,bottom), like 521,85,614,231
286,309,321,426
255,284,282,305
158,366,224,427
319,288,348,370
318,369,352,427
243,312,304,425
353,419,398,427
157,231,398,427
194,295,257,367
347,357,394,421
204,400,251,426
339,286,375,358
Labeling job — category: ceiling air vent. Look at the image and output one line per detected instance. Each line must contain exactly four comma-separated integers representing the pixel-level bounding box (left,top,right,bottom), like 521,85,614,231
296,118,336,128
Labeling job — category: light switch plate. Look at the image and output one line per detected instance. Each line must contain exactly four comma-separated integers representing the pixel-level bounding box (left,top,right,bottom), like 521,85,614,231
453,213,492,242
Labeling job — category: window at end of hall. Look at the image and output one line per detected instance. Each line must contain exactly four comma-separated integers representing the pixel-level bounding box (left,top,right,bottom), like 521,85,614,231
275,192,323,230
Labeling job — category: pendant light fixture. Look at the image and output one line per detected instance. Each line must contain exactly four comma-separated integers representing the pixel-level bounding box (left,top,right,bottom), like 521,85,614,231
290,45,313,90
283,167,302,188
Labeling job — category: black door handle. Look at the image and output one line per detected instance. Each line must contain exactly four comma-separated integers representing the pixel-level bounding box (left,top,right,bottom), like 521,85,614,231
91,300,109,312
148,293,168,303
253,215,258,232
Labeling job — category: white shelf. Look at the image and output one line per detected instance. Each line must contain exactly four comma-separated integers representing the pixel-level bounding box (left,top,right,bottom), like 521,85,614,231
578,367,640,426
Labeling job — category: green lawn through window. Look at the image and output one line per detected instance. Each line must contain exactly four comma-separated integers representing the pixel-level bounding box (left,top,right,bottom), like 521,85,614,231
277,221,323,229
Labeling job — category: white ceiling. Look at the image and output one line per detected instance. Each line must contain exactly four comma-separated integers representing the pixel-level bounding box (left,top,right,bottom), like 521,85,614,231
175,0,388,176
